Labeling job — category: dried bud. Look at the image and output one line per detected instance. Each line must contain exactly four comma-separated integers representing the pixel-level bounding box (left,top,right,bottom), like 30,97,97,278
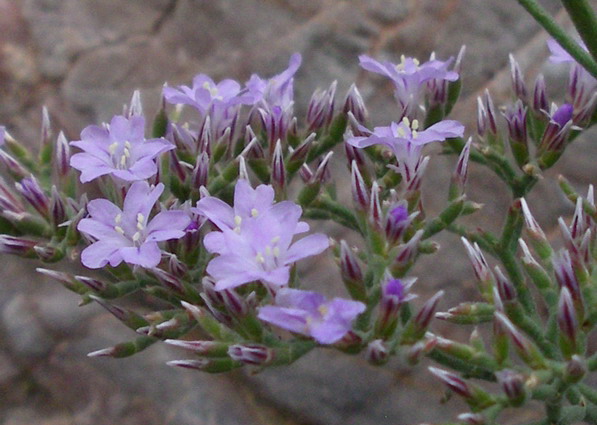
520,198,552,260
406,336,437,365
366,339,390,365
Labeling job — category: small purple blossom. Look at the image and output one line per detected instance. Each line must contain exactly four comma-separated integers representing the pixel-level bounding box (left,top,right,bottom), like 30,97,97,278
197,180,328,290
70,115,174,183
258,288,365,344
77,181,190,269
547,38,588,64
347,117,464,186
359,54,458,116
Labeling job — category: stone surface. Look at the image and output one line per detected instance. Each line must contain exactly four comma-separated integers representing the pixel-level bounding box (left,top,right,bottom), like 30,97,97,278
0,0,596,424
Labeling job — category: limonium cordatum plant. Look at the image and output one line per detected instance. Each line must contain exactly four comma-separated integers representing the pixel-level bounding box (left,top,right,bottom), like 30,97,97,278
1,1,597,424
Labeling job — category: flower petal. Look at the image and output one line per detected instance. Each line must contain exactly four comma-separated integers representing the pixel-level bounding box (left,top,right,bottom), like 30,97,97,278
285,233,329,264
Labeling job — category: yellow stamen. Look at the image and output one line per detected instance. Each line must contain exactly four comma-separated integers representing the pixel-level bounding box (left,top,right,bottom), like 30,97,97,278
132,232,141,242
108,142,119,155
115,226,125,235
251,208,258,217
411,119,419,130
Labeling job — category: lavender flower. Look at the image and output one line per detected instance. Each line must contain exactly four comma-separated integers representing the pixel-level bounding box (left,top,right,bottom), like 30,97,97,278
197,180,328,290
258,288,365,344
547,38,588,64
359,54,458,117
70,115,174,183
164,75,246,115
347,117,464,186
77,181,190,269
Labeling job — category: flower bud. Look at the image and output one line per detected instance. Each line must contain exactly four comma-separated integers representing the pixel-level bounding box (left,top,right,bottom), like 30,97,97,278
164,339,229,357
339,240,365,299
376,275,416,337
457,413,485,425
168,254,188,278
127,90,143,117
271,140,286,190
412,290,444,336
153,268,185,294
494,312,545,369
369,181,382,228
298,163,313,183
350,160,369,211
198,116,212,156
343,84,367,124
344,136,366,168
312,152,333,184
54,131,70,177
503,100,528,167
520,198,552,261
220,288,248,317
384,203,412,245
50,186,66,228
15,176,49,218
394,229,424,267
532,74,548,113
496,369,526,406
192,152,210,189
0,235,37,257
228,344,272,366
558,286,578,357
75,275,108,292
553,250,582,314
494,266,516,303
564,354,586,384
406,336,437,365
509,54,528,101
450,138,472,199
366,339,389,366
288,133,315,165
307,81,336,132
89,295,148,330
167,357,242,373
461,238,494,301
429,366,472,398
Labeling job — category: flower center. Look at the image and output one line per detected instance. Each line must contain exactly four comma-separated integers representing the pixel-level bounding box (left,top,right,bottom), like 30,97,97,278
254,236,282,270
202,82,223,100
108,141,132,169
396,55,420,72
396,117,419,139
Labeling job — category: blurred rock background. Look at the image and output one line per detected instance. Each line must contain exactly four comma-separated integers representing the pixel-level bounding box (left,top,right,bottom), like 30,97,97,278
0,0,595,424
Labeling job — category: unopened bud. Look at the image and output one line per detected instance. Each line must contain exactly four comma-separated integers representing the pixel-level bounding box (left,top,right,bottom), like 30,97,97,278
457,413,485,425
127,90,143,117
76,275,108,292
271,140,286,190
343,84,368,124
494,312,545,368
496,369,526,406
192,152,210,189
429,366,472,398
307,81,336,131
407,336,437,365
164,339,229,357
153,268,185,294
312,152,333,184
558,286,578,357
228,344,272,366
198,116,212,156
394,229,424,267
351,160,369,211
384,203,413,245
461,238,494,301
15,176,49,218
339,240,365,299
450,138,472,199
376,276,416,337
0,235,37,257
494,266,516,303
366,339,390,365
532,74,548,113
564,354,586,383
167,357,242,373
509,54,528,100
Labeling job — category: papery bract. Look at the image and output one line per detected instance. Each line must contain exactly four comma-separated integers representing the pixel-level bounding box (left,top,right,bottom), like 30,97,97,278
258,288,365,344
77,181,190,269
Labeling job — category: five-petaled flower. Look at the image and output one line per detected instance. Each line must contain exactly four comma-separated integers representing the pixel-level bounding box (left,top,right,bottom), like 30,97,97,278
70,115,174,183
77,181,190,269
258,288,365,344
196,179,328,291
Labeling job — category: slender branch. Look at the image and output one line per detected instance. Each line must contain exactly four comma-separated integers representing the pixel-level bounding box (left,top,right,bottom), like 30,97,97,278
560,0,597,64
517,0,597,78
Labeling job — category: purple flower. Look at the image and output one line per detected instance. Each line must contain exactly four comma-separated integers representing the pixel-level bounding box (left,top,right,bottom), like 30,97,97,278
359,54,458,116
547,38,588,64
77,181,190,269
347,117,464,186
197,180,328,290
258,288,365,344
70,115,174,183
164,75,248,115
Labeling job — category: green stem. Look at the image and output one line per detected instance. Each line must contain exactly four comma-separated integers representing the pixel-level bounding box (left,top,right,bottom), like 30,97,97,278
517,0,597,78
427,349,496,381
560,0,597,64
588,351,597,371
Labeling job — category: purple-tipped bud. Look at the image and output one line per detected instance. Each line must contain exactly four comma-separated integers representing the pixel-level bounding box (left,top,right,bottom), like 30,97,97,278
54,131,70,177
33,244,60,261
307,81,337,131
76,275,108,292
558,286,578,349
289,133,315,164
532,75,549,113
153,268,185,294
406,336,438,365
483,90,498,135
564,355,587,383
228,344,272,366
570,197,588,240
339,240,363,283
347,111,369,137
494,266,516,303
15,176,49,218
369,181,382,227
240,136,265,160
343,84,368,124
313,152,333,184
461,237,494,299
167,357,241,373
429,366,472,398
503,101,528,165
39,106,52,149
457,413,485,425
238,156,250,181
494,312,545,368
377,276,416,336
298,163,313,183
50,186,66,227
520,199,551,260
192,152,210,188
127,90,143,117
509,54,528,100
0,235,37,256
344,136,366,168
539,103,574,155
271,140,286,189
168,255,188,278
451,138,472,197
198,116,212,155
164,339,229,357
220,288,248,317
351,160,369,211
394,229,424,266
413,290,444,333
476,97,488,137
0,150,29,180
384,203,411,244
87,347,118,358
496,369,526,405
0,177,24,213
169,150,188,182
366,339,390,365
553,250,582,307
